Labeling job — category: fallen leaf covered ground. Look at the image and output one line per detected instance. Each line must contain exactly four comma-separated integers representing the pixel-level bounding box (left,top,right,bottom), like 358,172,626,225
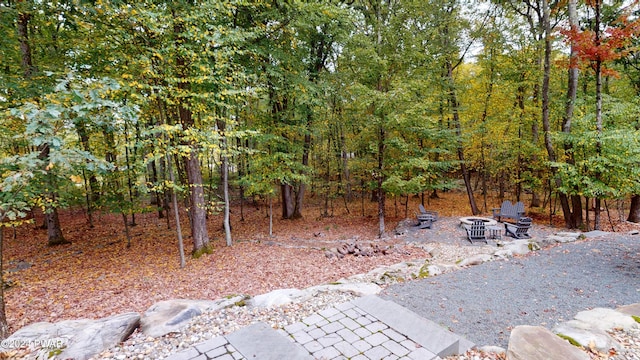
2,191,636,333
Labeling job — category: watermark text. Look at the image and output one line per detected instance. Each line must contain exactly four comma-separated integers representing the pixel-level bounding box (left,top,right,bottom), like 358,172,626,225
1,338,67,350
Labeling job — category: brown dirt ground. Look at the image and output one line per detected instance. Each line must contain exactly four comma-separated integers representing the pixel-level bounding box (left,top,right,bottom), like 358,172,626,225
2,190,638,333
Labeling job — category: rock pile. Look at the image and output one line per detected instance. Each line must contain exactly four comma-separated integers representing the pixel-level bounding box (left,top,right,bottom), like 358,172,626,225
324,241,396,259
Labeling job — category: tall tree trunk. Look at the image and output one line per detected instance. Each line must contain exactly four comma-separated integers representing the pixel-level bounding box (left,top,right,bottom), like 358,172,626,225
560,0,582,229
540,0,566,227
18,12,34,78
184,149,210,254
281,184,295,218
123,120,136,227
628,195,640,223
628,115,640,222
479,43,497,212
0,225,8,339
292,112,312,220
217,119,232,246
448,61,478,215
377,123,386,237
167,153,186,268
38,144,68,246
175,17,210,255
75,121,99,220
45,206,67,246
593,0,603,230
339,122,353,202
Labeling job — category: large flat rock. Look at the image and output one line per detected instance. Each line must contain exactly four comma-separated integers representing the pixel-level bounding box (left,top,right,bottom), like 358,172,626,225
141,297,243,337
507,325,589,360
5,312,140,360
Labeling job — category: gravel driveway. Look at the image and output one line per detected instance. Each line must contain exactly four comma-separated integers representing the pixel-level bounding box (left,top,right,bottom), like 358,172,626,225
380,234,640,348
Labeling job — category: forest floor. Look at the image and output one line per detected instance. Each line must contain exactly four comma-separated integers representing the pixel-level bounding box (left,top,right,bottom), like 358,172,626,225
3,190,637,333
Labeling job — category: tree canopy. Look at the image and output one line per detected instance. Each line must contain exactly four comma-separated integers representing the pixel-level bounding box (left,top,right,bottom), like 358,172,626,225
2,0,640,246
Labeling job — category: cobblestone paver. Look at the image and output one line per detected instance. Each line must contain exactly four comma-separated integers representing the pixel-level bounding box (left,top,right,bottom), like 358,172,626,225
165,295,472,360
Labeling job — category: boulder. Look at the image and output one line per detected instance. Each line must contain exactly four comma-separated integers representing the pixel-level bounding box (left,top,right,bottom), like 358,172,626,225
478,345,506,355
553,322,622,353
493,249,513,259
141,297,243,337
310,283,382,297
501,240,537,256
423,263,459,277
249,289,311,308
62,312,140,359
617,303,640,317
556,232,581,238
458,253,492,267
573,308,638,332
506,325,589,360
394,218,417,235
546,235,578,244
5,312,140,360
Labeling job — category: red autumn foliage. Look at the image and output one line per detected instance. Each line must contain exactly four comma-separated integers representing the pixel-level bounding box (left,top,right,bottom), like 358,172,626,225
559,5,640,75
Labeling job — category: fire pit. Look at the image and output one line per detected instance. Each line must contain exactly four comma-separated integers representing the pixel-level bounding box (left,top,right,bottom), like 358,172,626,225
458,216,498,227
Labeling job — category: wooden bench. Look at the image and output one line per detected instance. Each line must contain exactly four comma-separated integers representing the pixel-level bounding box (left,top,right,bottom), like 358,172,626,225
492,201,525,222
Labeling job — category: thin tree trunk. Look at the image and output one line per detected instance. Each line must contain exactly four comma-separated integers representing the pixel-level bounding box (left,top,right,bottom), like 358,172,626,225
217,119,232,246
560,0,582,229
479,44,496,212
377,123,385,238
75,121,98,225
449,63,478,215
124,120,136,227
0,225,7,339
594,0,603,230
293,113,312,220
38,144,68,246
339,123,352,202
82,170,94,228
269,197,273,237
121,212,132,248
540,0,569,229
167,153,185,268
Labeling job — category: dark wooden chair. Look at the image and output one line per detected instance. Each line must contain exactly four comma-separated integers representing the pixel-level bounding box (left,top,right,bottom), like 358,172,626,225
505,217,533,239
464,220,487,244
418,204,439,221
416,213,435,229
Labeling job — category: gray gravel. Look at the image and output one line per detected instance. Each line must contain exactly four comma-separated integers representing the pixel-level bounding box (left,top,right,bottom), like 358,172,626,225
381,235,640,348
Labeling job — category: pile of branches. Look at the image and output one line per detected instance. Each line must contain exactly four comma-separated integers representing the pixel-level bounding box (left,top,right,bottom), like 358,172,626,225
325,241,394,259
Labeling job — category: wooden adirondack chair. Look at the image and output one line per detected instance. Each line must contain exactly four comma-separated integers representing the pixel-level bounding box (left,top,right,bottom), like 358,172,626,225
505,217,532,239
418,204,439,221
464,220,487,244
416,213,435,229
